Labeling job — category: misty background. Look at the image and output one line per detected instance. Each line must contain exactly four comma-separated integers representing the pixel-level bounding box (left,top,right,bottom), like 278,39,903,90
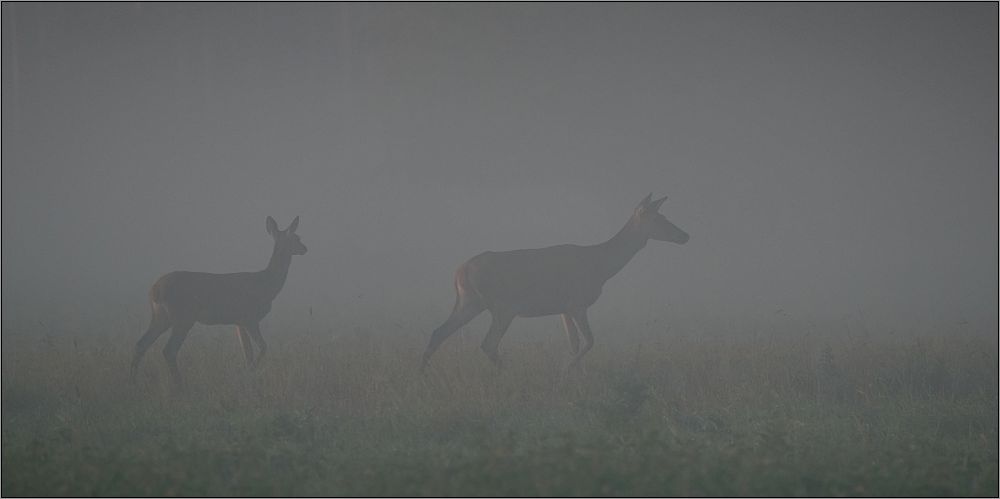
2,3,996,342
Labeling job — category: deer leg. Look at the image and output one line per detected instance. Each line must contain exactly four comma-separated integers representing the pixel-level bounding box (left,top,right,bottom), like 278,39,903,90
567,309,595,369
131,307,171,380
422,301,485,370
236,326,255,369
162,322,193,387
561,313,581,355
480,310,515,368
246,323,267,370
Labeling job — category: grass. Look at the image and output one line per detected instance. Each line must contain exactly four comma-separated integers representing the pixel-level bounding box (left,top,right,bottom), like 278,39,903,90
2,315,997,496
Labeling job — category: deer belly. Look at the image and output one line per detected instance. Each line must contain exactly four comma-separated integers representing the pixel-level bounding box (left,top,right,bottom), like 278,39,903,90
517,305,567,318
195,301,270,325
508,286,603,318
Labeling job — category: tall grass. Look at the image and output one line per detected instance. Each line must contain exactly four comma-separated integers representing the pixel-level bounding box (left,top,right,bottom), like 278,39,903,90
2,316,996,496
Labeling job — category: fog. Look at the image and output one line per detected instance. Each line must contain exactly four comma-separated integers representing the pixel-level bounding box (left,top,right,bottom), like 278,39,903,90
2,3,996,338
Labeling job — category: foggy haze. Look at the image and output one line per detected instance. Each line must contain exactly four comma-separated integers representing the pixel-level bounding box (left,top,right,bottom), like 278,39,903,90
2,3,997,337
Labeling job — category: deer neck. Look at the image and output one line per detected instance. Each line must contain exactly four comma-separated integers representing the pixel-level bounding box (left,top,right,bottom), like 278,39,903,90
594,219,648,282
262,245,293,300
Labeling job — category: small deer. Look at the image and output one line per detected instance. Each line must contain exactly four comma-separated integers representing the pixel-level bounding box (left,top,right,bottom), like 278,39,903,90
130,216,307,385
421,194,688,370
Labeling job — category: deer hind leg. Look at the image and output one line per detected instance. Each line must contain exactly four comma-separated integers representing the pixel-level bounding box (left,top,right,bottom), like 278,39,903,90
245,323,267,370
567,309,595,369
131,304,171,380
421,299,485,370
162,321,193,387
480,310,515,368
561,313,581,355
236,326,255,369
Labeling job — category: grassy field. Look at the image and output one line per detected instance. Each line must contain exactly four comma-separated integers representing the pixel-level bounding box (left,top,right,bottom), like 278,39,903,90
2,316,997,496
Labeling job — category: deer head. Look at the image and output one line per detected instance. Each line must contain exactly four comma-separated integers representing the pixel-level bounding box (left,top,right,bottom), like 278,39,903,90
266,216,308,256
632,193,689,244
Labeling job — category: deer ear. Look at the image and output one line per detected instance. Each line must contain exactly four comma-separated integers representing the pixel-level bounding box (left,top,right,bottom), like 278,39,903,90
637,193,653,210
287,216,299,234
266,216,279,237
649,195,668,212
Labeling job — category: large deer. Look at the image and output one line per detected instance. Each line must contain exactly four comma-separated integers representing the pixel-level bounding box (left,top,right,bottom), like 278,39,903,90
421,194,688,371
130,216,307,385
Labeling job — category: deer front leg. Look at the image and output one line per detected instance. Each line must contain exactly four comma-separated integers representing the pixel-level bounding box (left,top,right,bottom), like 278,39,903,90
480,310,515,368
567,308,595,369
560,313,581,355
131,307,171,381
237,326,255,369
246,323,267,370
162,321,194,388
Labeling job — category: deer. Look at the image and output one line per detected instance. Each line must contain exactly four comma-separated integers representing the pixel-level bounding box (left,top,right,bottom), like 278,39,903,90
421,193,689,371
130,216,307,386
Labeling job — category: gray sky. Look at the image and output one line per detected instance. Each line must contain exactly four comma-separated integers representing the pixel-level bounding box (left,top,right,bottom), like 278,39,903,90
2,3,996,334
